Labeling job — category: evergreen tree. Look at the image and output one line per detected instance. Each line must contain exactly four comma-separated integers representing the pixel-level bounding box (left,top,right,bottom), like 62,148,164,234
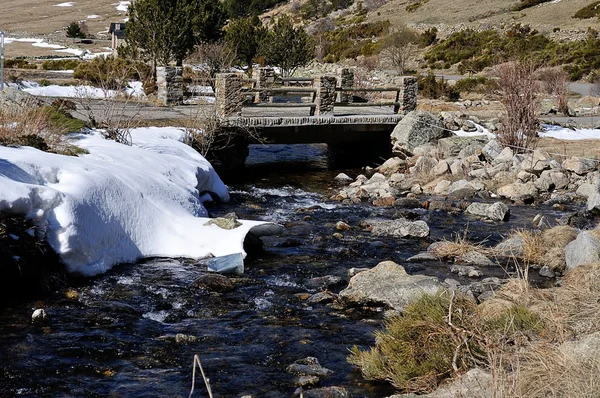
124,0,226,70
224,16,266,68
259,15,314,77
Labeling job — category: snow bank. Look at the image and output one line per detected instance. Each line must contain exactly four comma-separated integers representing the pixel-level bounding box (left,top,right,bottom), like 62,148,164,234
0,127,270,276
539,124,600,140
21,81,144,99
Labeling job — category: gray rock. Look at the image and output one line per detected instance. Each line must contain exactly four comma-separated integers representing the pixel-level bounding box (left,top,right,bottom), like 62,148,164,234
497,182,538,201
406,252,438,262
431,159,450,176
391,110,448,154
388,368,492,398
377,158,406,176
563,157,598,175
447,179,476,200
539,266,555,278
450,265,483,277
576,183,596,199
492,147,514,165
286,357,334,378
462,250,495,266
410,156,439,175
496,236,525,257
565,231,600,269
437,135,486,158
193,273,234,292
300,386,350,398
465,202,510,221
339,261,444,311
367,219,430,238
482,139,503,161
334,173,353,182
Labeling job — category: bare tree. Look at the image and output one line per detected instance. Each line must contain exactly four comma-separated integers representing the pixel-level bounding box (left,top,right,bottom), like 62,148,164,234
538,66,570,116
72,57,149,145
187,41,237,91
380,27,419,75
495,61,540,151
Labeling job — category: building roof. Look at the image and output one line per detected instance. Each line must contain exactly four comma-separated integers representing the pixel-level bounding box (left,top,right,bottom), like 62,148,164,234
109,22,126,39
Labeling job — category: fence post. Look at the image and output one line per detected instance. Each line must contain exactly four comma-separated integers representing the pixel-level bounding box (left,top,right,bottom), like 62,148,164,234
252,67,276,103
156,66,184,106
397,76,418,113
314,75,337,116
215,72,244,118
337,68,354,104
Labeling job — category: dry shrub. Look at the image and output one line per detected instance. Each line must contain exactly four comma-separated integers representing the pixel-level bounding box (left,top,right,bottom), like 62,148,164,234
494,61,540,152
511,229,544,265
540,226,578,271
515,337,600,398
558,262,600,335
430,231,491,262
537,66,570,116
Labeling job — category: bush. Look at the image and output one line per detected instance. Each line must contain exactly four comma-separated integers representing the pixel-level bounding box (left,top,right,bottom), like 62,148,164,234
66,21,86,39
74,56,150,90
348,292,484,393
42,59,81,71
512,0,553,11
453,76,498,94
417,73,459,101
572,1,600,19
4,59,37,69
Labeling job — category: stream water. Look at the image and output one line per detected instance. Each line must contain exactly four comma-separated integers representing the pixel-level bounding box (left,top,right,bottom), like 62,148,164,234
0,144,577,398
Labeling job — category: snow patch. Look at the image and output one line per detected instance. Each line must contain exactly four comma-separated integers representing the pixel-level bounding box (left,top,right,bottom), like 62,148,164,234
0,127,273,276
54,2,75,6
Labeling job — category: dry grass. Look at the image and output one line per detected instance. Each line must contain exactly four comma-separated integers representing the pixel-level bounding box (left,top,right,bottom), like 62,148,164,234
482,262,600,397
430,230,491,262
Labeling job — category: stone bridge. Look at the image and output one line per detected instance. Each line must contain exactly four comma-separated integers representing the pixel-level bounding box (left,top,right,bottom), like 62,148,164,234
157,67,419,168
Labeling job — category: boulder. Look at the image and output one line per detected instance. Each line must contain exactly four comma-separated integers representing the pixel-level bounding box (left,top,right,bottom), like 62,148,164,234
447,179,476,200
465,202,510,221
437,135,487,158
563,157,598,175
377,157,406,176
366,219,430,238
388,368,492,398
497,182,538,201
565,231,600,269
482,139,503,161
339,261,444,311
391,110,448,155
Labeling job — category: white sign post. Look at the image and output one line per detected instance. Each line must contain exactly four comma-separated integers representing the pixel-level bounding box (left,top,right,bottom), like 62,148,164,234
0,31,4,91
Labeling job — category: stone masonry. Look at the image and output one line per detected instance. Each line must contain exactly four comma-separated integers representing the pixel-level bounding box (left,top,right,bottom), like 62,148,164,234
252,67,277,103
215,73,245,118
396,76,418,113
337,68,354,104
314,75,337,116
156,66,184,106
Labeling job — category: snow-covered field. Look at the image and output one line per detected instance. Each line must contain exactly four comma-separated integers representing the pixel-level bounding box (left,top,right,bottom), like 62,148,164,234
10,81,145,99
0,128,271,276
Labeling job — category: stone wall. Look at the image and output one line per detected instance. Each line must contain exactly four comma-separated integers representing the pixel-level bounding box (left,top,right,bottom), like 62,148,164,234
337,68,354,104
215,73,244,117
314,75,337,116
156,66,184,106
397,76,418,113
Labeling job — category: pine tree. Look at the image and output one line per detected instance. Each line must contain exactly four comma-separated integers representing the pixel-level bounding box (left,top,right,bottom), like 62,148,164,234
259,15,314,77
225,16,266,68
123,0,226,70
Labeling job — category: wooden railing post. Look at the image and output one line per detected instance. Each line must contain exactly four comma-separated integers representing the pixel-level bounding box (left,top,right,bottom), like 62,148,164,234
215,73,245,118
314,75,337,116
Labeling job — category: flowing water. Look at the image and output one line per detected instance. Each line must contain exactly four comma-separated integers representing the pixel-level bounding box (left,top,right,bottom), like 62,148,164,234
0,144,577,398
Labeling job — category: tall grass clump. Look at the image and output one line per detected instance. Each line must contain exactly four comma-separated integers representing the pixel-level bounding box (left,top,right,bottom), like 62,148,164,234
348,292,485,393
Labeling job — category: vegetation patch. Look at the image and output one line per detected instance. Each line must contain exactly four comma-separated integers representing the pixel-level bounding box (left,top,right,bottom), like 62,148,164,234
42,59,81,71
348,292,484,393
323,20,390,61
512,0,553,11
406,0,429,12
4,59,37,69
573,1,600,19
424,25,600,80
